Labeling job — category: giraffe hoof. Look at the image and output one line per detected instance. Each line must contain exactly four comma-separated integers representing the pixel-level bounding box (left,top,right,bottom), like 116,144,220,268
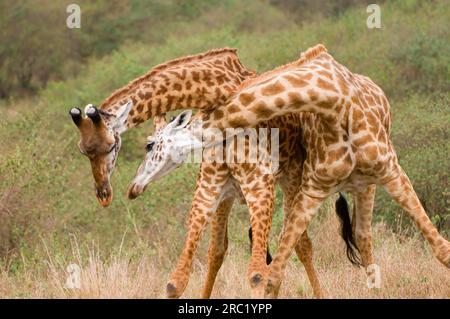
264,274,281,299
166,282,181,299
442,256,450,269
250,273,263,287
265,279,276,297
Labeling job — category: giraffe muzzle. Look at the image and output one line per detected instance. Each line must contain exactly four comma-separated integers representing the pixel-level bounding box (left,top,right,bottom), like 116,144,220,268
95,185,113,207
126,183,145,200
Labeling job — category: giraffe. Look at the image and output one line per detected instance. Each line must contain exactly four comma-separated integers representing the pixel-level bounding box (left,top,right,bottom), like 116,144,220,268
68,48,335,298
68,48,253,207
142,44,450,297
128,111,358,298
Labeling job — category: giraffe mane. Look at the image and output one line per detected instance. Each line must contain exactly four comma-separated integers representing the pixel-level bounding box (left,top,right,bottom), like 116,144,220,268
238,44,328,90
99,48,239,109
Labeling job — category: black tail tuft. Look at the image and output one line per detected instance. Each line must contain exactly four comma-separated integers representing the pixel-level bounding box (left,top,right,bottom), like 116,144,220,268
335,193,362,267
248,227,272,265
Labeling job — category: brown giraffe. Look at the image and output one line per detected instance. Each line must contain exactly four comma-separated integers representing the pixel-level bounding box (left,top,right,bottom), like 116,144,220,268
69,48,253,207
128,111,357,298
69,48,332,298
144,44,450,297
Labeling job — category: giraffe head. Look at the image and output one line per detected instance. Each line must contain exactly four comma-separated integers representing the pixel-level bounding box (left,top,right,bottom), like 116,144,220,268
69,101,132,207
127,110,201,199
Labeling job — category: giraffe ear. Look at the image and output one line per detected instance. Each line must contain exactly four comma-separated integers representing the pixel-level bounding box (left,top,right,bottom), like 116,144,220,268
167,110,192,132
112,101,133,134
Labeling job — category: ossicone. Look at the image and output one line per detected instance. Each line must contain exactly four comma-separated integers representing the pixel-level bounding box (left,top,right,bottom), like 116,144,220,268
69,107,82,126
85,104,102,125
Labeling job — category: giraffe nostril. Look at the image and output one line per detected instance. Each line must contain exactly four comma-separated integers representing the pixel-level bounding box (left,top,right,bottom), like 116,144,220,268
94,183,113,207
127,185,138,200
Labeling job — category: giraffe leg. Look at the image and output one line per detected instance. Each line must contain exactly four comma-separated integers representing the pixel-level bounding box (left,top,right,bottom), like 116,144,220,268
241,179,275,298
294,230,323,298
265,189,328,298
352,185,377,281
166,205,213,298
201,197,234,299
279,176,323,299
166,164,229,298
382,165,450,268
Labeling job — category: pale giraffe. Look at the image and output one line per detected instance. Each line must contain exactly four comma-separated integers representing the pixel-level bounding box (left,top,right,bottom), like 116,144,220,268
129,111,359,298
145,44,450,297
69,48,253,206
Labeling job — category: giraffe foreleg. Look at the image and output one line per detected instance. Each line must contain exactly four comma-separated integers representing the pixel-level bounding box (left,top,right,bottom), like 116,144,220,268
166,164,229,298
279,174,323,299
241,179,275,298
166,205,211,298
201,196,234,299
265,188,328,298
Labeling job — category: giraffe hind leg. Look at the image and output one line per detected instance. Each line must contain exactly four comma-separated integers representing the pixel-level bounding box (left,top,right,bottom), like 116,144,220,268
351,185,376,268
351,185,379,289
382,165,450,268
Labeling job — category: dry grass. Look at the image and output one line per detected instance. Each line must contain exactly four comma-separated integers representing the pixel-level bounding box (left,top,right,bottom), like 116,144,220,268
0,0,448,300
0,209,448,299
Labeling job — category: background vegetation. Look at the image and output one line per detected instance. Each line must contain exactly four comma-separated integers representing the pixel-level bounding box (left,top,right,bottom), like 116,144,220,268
0,0,448,297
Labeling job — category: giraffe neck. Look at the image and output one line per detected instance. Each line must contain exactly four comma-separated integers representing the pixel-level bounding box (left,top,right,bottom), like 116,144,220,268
99,48,255,131
199,49,348,133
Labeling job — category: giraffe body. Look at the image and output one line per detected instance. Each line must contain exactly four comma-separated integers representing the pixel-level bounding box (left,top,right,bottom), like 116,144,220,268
137,44,449,297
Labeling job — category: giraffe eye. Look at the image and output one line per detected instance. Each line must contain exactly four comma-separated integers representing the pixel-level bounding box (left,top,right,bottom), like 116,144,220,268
146,141,155,152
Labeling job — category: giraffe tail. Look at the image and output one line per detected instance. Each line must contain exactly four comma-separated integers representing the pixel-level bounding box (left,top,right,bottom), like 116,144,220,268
335,193,362,267
248,227,272,265
382,165,450,268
